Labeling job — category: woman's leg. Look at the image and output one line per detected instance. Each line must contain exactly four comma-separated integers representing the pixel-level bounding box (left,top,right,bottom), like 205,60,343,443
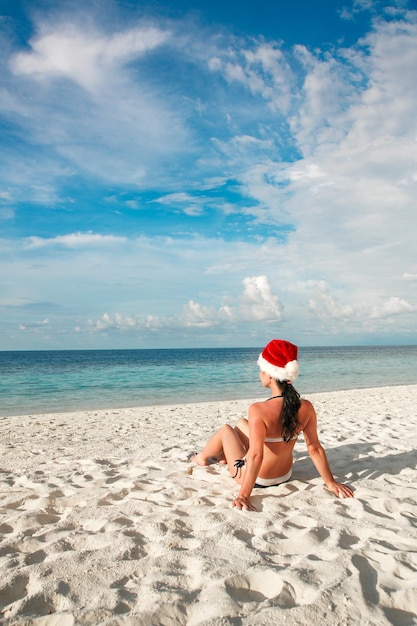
192,424,247,483
218,418,249,464
235,418,249,445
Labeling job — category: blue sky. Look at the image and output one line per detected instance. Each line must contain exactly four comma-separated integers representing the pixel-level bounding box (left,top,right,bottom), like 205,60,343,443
1,0,416,350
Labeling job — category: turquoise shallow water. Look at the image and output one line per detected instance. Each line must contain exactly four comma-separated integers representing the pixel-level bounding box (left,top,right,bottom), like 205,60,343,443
1,345,417,417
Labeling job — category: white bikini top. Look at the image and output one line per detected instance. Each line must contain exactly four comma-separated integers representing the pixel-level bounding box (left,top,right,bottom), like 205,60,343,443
264,435,298,443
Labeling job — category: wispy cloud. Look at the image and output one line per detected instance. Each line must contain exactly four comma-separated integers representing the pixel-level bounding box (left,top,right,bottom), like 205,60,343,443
23,232,127,249
11,23,170,91
3,19,190,191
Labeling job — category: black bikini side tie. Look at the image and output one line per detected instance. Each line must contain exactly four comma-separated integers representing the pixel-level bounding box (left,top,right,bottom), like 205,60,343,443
232,459,245,478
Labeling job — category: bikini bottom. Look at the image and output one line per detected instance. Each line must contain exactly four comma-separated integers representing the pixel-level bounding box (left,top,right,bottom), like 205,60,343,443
254,468,292,488
232,460,292,488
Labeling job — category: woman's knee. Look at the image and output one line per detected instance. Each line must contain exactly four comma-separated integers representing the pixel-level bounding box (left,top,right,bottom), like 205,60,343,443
218,424,235,440
235,418,249,434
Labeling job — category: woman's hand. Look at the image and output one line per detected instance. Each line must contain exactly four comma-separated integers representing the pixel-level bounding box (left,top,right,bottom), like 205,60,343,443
325,480,354,498
232,495,257,511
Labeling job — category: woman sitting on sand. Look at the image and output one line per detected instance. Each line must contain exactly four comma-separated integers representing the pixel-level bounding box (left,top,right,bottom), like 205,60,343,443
191,339,354,511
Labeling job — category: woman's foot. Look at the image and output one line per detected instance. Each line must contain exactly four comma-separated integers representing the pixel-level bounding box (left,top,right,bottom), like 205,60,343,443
190,452,209,466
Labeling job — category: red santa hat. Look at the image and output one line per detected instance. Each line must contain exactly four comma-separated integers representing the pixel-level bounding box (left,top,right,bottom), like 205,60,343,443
257,339,299,382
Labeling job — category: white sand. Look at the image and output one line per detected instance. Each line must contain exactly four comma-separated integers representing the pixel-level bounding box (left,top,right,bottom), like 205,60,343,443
1,385,417,626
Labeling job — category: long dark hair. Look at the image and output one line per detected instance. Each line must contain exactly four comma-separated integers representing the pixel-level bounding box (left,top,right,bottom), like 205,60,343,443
279,380,301,441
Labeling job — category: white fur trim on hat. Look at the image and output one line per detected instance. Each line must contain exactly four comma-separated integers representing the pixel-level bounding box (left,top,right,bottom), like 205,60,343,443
257,354,299,381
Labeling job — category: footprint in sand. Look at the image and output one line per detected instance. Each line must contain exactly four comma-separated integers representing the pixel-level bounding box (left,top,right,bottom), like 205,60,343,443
110,576,138,608
337,530,361,549
352,554,380,606
15,592,56,619
277,526,331,556
0,573,29,611
0,523,13,534
224,569,283,603
24,549,48,565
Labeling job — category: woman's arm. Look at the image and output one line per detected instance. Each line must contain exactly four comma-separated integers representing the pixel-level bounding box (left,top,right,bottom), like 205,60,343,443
302,401,354,498
232,405,266,511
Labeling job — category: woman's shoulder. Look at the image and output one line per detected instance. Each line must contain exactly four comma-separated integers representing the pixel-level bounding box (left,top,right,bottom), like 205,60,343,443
299,397,314,409
248,399,277,421
298,398,316,418
248,400,269,414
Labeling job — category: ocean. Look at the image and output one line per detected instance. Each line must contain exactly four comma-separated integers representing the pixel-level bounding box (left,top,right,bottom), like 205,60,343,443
1,345,417,417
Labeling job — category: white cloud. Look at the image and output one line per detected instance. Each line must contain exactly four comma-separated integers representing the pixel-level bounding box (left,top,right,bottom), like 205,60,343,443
91,312,138,331
18,318,50,331
11,24,170,92
239,276,282,321
154,192,206,216
308,281,356,321
24,232,127,249
183,301,219,328
308,281,416,326
209,41,295,113
370,296,415,319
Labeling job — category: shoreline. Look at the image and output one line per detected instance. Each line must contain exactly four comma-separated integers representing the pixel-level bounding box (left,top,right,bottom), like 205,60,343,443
1,385,417,625
2,380,417,419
